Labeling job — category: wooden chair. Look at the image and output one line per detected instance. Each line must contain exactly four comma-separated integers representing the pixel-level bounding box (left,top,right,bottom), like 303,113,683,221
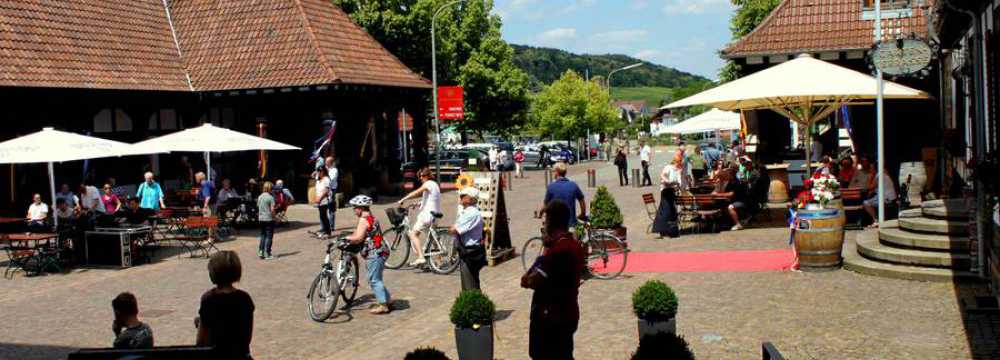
693,195,723,233
642,193,657,233
172,216,219,258
676,194,698,234
841,188,865,229
3,235,36,278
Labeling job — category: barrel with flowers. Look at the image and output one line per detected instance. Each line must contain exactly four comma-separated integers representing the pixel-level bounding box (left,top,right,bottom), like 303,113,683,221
792,173,845,270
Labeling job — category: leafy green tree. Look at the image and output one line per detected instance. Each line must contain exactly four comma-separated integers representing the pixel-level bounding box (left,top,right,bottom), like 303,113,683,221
531,70,621,140
333,0,530,135
719,0,781,82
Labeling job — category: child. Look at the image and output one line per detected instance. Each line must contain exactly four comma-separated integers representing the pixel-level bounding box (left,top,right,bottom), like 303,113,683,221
112,292,154,349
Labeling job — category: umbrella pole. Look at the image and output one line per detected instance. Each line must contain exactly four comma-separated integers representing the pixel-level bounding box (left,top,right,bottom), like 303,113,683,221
206,151,211,182
48,162,57,228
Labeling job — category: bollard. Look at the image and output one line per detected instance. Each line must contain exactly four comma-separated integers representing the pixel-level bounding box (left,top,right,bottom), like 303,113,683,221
587,169,596,188
632,169,640,188
544,169,552,186
505,171,513,191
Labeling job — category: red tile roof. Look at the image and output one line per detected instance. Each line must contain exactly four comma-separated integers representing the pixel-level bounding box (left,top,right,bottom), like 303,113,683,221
0,0,191,91
0,0,429,91
722,0,931,59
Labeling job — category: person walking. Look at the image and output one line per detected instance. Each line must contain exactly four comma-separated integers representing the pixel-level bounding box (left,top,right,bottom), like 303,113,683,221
522,201,585,360
196,251,254,360
344,195,393,314
313,171,333,239
451,187,486,290
136,172,166,213
396,168,440,267
652,155,685,238
257,181,276,260
539,162,586,228
614,147,629,186
639,141,653,187
514,149,526,178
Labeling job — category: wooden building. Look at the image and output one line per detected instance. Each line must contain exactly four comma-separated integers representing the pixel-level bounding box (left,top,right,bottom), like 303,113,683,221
0,0,431,205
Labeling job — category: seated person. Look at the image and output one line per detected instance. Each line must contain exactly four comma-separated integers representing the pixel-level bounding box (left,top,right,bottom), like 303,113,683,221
712,170,749,231
849,156,874,193
863,167,898,229
101,183,123,215
26,193,49,231
54,198,77,221
273,180,295,215
838,157,856,186
120,197,148,225
112,292,154,349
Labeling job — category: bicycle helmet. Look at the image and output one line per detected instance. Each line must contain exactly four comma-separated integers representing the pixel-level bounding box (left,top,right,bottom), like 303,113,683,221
348,195,373,207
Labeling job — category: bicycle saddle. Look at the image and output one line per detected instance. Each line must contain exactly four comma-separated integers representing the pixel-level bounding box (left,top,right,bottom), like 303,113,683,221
431,212,444,219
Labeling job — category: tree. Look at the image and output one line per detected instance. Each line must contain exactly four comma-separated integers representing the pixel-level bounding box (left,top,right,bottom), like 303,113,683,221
531,70,621,140
719,0,781,82
333,0,530,135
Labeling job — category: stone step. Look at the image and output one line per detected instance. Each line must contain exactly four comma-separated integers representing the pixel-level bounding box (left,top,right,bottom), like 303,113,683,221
921,199,969,220
843,234,979,282
898,216,967,235
857,231,970,268
878,220,970,251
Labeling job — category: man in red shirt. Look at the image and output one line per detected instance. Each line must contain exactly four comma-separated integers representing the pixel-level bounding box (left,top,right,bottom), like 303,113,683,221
522,200,586,360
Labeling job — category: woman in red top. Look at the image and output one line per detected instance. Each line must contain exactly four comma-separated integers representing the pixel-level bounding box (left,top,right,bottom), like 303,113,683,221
101,183,122,214
344,195,392,314
838,157,856,186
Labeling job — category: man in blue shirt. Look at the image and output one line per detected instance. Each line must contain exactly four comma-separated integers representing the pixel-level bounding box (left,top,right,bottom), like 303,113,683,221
539,162,586,227
703,143,722,168
451,187,485,290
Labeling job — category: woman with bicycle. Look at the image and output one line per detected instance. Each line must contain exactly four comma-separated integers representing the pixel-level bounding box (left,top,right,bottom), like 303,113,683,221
343,195,392,315
396,168,441,267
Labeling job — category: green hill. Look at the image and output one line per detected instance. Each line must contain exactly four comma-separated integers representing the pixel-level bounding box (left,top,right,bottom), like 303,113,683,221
511,44,711,93
610,86,674,108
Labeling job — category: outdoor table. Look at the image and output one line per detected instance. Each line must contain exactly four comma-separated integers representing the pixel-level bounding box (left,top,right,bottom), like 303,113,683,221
2,232,60,277
0,217,25,224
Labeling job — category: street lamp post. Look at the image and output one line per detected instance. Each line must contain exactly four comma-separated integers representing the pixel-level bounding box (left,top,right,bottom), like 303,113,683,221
875,0,885,226
431,0,467,183
608,62,644,147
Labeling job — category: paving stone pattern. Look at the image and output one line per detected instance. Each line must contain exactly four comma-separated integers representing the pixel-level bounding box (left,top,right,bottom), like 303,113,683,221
1,149,997,359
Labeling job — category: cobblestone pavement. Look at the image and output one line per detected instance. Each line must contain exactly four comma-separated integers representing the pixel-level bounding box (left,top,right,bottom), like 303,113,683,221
1,148,997,359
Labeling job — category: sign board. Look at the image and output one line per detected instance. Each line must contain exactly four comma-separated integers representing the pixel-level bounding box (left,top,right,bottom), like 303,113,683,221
437,86,464,120
871,39,933,76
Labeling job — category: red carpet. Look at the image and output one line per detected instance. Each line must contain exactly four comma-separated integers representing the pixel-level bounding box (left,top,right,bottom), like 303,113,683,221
590,249,797,274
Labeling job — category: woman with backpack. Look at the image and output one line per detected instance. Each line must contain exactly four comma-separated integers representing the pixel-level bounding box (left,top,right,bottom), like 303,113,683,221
343,195,392,314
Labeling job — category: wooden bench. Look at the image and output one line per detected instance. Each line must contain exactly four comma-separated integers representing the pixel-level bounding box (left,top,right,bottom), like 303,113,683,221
841,187,865,229
172,216,220,258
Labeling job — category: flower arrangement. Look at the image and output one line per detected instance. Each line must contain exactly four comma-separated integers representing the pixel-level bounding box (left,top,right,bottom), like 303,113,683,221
799,173,840,209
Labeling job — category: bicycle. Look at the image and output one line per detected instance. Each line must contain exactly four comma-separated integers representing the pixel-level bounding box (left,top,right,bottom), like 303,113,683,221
306,237,361,322
381,204,459,274
521,216,629,280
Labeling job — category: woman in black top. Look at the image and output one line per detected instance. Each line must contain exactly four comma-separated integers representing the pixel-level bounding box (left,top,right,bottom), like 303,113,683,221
614,147,629,186
197,251,254,359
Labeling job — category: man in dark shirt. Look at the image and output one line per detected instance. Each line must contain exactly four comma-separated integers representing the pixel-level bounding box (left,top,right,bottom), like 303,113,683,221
522,200,585,360
716,169,749,231
197,251,254,359
539,162,586,227
111,292,154,349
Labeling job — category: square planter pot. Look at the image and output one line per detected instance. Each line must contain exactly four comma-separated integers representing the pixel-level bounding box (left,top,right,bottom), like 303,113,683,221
455,324,493,360
637,317,675,339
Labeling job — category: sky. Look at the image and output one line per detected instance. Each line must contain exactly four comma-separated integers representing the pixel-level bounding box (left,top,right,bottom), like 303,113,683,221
492,0,737,80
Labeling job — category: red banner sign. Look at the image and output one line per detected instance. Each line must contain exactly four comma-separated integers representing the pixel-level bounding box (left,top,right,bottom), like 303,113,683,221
437,86,464,120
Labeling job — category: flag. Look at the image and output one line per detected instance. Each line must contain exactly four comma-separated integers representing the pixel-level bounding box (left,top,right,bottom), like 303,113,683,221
310,120,337,166
739,110,749,139
840,105,853,149
258,122,268,179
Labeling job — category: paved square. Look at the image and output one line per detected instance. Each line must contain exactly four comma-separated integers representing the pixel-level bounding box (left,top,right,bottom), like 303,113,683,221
1,157,997,359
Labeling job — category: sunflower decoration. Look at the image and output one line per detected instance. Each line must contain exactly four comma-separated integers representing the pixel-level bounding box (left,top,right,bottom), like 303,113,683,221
455,174,474,190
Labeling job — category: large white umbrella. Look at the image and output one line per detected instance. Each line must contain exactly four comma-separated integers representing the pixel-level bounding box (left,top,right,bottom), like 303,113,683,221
0,127,144,226
130,123,301,181
662,108,741,135
663,54,930,174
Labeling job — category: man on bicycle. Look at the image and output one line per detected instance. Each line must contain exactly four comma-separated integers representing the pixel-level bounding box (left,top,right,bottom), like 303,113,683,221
538,162,586,227
396,168,440,267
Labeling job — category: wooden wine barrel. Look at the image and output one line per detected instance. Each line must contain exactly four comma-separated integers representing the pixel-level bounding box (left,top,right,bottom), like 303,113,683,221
794,208,844,270
766,164,790,203
826,198,847,231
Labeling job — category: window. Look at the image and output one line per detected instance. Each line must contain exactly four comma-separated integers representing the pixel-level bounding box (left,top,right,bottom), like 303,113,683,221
93,108,133,133
148,109,179,131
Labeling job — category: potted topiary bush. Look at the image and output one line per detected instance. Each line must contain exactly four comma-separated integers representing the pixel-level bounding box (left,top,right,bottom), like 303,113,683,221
404,347,451,360
630,332,695,360
591,185,627,246
632,279,678,337
449,290,495,360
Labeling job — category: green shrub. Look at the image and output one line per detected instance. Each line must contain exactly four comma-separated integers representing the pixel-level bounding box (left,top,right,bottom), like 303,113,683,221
590,185,624,229
632,280,678,320
449,290,496,328
631,332,695,360
404,347,451,360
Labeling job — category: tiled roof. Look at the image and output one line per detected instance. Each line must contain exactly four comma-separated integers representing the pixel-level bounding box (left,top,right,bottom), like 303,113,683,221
722,0,931,58
0,0,191,91
614,100,649,113
0,0,429,91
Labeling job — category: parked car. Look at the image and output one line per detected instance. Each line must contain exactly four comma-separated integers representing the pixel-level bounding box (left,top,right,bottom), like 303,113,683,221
455,142,515,170
404,149,489,170
535,141,577,164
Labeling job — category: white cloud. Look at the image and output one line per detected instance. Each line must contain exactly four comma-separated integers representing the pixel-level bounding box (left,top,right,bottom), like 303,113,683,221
535,28,578,46
663,0,731,14
632,0,650,10
590,30,649,44
633,49,661,60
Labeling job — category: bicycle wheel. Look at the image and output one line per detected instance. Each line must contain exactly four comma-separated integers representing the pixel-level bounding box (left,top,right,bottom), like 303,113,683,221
383,227,410,269
521,236,545,271
587,233,628,280
338,255,360,305
306,269,340,322
428,228,460,274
